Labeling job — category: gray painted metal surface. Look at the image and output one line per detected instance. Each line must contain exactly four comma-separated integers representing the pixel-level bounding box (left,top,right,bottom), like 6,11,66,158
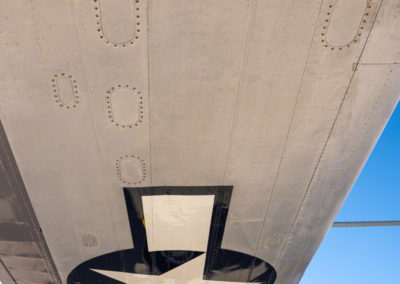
0,0,400,283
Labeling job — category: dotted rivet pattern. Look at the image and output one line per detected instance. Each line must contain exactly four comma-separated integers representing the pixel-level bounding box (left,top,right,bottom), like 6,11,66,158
82,233,98,247
116,155,146,185
321,0,373,50
106,84,144,128
93,0,141,47
51,73,79,109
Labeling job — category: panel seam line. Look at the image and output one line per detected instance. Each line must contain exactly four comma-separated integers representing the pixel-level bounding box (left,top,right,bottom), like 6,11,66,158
275,0,385,268
253,0,325,256
68,0,122,250
147,0,153,186
0,257,17,284
222,0,254,184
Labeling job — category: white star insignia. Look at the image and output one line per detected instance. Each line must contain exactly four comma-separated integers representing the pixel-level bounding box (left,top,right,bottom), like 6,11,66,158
92,253,257,284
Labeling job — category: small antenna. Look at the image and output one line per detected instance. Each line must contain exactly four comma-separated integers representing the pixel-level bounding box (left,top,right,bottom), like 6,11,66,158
332,221,400,227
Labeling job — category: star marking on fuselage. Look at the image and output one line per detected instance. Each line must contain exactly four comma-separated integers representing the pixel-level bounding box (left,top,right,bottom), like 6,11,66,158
92,253,258,284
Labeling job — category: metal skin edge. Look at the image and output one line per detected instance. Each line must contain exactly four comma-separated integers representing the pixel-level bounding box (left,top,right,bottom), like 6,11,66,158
0,120,62,284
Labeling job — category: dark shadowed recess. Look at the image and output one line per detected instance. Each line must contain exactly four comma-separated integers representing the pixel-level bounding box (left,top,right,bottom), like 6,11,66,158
0,120,62,284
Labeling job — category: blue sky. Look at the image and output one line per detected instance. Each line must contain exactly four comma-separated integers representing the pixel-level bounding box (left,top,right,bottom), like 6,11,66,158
300,101,400,284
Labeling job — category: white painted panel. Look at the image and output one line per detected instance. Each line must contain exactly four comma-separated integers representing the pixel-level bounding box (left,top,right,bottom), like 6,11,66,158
149,0,250,186
142,195,214,252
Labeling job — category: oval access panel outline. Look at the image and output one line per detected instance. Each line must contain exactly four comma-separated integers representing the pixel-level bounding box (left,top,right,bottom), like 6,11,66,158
94,0,142,46
322,0,374,49
51,73,79,109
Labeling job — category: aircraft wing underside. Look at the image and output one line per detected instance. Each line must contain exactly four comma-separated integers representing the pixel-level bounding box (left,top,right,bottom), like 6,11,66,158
0,1,399,283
